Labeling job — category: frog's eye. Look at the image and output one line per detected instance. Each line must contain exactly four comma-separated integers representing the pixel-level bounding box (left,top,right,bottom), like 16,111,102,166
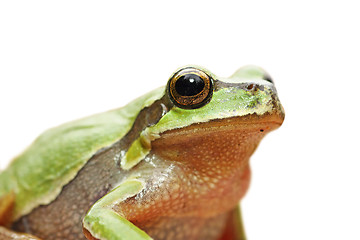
168,68,213,109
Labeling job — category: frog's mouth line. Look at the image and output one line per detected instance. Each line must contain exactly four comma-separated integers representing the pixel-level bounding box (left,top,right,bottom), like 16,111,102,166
157,112,284,141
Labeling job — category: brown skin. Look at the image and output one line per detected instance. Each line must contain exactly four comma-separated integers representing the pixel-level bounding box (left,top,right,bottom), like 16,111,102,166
11,139,128,240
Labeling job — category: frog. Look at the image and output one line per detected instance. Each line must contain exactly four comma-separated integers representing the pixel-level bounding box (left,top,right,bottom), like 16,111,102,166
0,65,284,240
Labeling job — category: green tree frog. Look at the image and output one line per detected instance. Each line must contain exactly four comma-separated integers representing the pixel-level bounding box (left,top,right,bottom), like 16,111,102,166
0,65,284,240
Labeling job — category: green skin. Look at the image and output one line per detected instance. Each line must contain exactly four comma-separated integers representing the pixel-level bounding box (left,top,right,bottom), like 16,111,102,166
0,65,284,240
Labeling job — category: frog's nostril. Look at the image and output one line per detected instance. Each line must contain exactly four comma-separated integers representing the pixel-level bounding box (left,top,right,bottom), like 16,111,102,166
247,84,254,90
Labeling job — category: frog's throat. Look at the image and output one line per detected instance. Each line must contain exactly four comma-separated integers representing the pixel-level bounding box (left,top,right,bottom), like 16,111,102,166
121,110,283,171
139,113,283,219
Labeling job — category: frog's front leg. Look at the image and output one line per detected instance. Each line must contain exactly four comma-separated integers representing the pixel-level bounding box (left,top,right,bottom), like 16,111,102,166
82,178,153,240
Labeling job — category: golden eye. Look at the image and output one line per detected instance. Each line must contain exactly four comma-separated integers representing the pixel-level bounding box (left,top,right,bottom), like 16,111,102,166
167,68,213,109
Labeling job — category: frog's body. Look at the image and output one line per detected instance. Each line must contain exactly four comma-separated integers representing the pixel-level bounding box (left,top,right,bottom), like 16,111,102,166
0,65,284,240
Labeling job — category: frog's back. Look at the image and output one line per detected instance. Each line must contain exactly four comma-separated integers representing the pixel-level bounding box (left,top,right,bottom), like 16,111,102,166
0,87,165,220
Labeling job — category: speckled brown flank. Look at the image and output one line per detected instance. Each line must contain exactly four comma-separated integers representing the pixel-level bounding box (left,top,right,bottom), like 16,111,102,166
11,141,127,240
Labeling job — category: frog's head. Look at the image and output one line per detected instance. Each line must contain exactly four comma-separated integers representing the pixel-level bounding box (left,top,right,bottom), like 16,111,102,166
123,65,284,178
147,65,284,137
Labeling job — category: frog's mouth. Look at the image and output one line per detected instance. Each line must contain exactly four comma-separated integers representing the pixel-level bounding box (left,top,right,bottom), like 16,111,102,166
154,111,284,145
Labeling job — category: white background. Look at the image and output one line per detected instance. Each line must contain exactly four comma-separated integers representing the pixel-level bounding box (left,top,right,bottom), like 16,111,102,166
0,1,359,239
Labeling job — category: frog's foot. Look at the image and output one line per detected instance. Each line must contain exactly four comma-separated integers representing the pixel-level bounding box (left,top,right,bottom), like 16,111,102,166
82,179,153,240
0,226,41,240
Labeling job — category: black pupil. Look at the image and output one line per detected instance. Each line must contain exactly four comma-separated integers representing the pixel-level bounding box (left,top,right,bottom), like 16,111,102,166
175,74,205,96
